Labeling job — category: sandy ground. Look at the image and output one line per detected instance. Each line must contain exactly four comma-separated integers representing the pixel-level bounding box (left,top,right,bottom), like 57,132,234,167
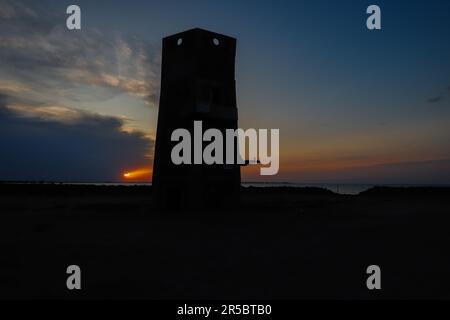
1,185,450,299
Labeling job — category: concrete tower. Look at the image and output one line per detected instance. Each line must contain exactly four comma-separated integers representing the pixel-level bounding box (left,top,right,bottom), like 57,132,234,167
152,28,241,210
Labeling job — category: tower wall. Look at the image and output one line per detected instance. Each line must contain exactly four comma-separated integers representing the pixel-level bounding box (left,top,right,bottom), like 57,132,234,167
152,28,241,210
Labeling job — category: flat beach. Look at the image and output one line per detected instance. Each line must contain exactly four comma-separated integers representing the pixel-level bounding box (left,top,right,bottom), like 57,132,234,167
1,184,449,299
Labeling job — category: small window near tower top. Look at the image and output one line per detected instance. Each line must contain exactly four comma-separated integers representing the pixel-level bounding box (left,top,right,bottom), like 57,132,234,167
177,38,183,46
213,38,220,46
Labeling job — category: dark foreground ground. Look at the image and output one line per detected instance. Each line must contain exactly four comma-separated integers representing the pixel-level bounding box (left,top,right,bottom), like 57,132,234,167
1,184,450,299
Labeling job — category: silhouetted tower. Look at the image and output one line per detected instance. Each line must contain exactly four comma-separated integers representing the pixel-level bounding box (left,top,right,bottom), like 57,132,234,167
152,28,241,210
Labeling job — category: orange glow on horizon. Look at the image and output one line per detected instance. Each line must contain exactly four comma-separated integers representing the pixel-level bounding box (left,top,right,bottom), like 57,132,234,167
122,168,152,181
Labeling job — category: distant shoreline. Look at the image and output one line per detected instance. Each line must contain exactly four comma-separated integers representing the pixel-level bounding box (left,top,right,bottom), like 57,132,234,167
1,181,450,196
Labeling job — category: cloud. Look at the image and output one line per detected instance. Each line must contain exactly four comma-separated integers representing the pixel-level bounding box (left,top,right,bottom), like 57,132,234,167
428,85,450,104
0,0,161,107
428,96,444,104
0,0,16,18
0,1,159,181
0,96,154,182
0,0,36,19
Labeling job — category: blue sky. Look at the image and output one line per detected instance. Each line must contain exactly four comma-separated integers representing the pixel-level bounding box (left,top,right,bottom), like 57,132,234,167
1,0,450,183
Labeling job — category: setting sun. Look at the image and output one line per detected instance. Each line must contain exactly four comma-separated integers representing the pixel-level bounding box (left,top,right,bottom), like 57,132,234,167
122,168,152,181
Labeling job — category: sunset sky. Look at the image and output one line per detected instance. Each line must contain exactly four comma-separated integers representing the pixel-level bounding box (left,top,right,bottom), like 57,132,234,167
1,0,450,184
